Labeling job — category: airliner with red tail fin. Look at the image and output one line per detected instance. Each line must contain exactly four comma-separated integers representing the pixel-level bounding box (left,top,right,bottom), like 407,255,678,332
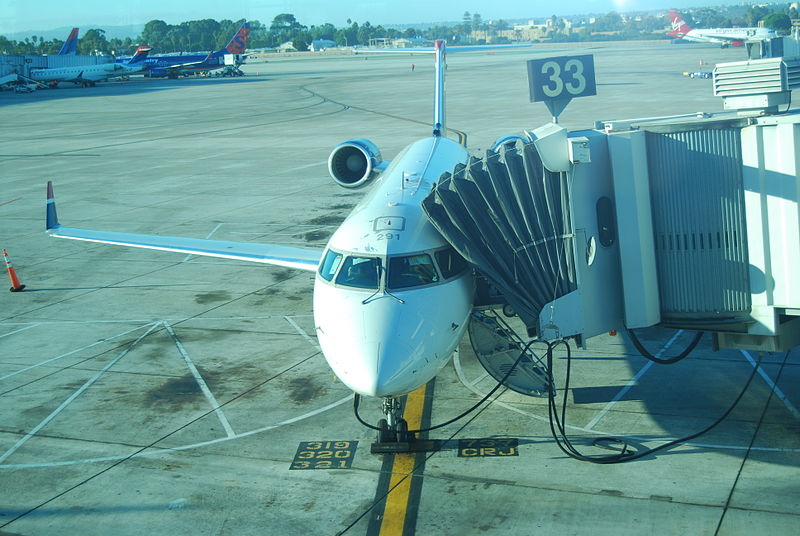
668,10,775,47
120,22,249,78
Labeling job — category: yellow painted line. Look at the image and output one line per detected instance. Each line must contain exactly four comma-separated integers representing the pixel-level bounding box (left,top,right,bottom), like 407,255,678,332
378,383,427,536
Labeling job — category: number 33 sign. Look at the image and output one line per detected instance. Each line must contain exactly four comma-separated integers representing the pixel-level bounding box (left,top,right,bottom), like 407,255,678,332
527,55,596,120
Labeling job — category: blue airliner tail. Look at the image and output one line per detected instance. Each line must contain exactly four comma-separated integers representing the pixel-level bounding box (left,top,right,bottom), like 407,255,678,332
223,23,249,54
58,28,79,55
127,46,152,64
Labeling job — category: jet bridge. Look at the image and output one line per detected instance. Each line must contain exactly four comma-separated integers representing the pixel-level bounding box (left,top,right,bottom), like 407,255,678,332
424,56,800,353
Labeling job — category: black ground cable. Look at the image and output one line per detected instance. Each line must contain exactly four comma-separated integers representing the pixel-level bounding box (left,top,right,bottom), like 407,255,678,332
627,328,705,364
353,339,543,433
546,338,767,464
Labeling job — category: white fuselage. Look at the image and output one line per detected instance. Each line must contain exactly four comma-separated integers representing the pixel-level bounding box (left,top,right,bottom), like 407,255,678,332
682,27,774,44
313,136,474,397
30,62,137,84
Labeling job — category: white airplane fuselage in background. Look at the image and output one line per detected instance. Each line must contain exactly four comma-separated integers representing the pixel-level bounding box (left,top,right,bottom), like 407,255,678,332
314,137,474,397
30,64,128,86
30,47,150,87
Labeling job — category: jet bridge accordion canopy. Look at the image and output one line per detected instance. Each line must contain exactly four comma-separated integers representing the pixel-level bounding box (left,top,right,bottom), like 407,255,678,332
422,142,577,329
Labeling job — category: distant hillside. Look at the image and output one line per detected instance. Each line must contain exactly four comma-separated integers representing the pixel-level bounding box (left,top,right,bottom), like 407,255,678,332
2,24,144,40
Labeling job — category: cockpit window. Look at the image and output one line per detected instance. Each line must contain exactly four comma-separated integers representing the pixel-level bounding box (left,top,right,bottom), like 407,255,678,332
319,249,343,281
435,247,469,279
387,254,439,289
335,256,382,289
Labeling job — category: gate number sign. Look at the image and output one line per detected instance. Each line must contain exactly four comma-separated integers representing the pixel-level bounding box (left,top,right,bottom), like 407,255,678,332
527,55,596,103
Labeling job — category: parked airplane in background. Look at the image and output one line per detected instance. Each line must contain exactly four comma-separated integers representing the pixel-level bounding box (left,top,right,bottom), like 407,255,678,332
668,10,776,47
46,40,475,443
57,28,79,55
120,22,249,77
30,46,151,87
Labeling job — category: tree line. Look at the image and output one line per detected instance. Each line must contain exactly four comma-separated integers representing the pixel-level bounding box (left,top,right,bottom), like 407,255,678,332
0,5,796,56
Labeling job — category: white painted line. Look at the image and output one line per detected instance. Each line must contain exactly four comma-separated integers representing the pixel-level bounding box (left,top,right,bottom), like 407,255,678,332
0,393,354,469
163,322,235,438
182,223,224,262
0,322,160,464
0,324,154,381
285,316,321,350
584,330,684,431
281,160,327,173
741,349,800,420
584,361,653,430
0,323,40,339
451,349,488,387
0,314,313,327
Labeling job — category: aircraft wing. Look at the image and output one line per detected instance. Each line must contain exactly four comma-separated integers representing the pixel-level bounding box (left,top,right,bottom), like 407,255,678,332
163,53,216,72
46,182,322,272
163,61,206,72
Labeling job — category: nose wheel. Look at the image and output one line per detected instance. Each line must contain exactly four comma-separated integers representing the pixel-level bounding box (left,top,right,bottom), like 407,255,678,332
373,397,417,447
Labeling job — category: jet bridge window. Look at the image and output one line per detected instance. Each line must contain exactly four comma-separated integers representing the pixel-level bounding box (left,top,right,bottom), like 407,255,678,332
435,247,469,279
387,254,439,289
336,256,382,289
319,249,343,281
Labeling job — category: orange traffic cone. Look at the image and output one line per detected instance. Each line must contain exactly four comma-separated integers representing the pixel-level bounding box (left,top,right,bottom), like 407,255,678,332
3,249,26,292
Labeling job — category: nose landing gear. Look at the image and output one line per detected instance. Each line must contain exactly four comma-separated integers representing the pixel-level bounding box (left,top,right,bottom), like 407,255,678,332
376,397,415,444
370,397,421,453
355,392,439,454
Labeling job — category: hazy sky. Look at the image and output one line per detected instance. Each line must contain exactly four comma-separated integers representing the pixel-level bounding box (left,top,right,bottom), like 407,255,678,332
1,0,727,34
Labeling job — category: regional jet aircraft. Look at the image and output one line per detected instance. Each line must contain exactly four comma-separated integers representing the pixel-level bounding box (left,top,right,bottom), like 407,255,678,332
47,40,477,441
30,46,151,87
668,10,776,47
119,22,249,78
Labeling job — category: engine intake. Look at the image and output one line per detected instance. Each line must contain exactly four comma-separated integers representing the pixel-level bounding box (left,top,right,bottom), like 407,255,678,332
328,138,384,188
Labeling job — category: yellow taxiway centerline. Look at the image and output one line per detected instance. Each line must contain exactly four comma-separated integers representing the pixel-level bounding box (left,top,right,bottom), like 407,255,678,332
378,383,427,536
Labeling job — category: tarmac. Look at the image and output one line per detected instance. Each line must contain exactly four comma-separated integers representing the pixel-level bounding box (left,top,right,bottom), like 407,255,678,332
1,41,798,535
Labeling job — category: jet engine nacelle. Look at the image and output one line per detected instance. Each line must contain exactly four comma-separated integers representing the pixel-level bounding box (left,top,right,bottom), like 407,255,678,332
328,138,385,188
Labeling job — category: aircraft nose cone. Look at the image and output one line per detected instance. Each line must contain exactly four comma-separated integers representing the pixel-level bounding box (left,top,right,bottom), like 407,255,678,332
314,279,472,399
328,339,419,398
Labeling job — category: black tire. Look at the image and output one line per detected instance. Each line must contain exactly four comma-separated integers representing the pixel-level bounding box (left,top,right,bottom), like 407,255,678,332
377,418,395,443
396,419,413,442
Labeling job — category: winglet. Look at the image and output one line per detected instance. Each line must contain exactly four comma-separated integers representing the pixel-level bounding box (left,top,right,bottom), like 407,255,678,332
46,181,60,231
